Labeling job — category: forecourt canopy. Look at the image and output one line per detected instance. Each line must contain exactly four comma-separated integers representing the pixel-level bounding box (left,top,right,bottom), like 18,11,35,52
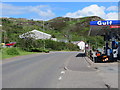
89,20,120,36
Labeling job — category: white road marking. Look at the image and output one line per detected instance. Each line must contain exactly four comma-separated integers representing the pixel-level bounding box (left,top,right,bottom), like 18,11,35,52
88,66,90,67
58,71,65,81
58,76,62,80
61,71,65,74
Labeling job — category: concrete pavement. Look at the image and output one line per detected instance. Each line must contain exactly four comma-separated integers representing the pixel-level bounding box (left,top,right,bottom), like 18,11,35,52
58,53,107,88
93,63,118,88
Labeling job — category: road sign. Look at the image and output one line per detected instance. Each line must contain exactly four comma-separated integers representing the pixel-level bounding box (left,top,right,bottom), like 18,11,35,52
90,20,120,26
110,25,120,28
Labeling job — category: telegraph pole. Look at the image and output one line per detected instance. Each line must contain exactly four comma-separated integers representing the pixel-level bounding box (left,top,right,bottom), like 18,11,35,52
42,20,45,50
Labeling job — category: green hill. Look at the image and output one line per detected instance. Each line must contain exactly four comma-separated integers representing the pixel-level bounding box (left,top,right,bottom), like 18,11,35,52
1,16,104,48
46,16,104,40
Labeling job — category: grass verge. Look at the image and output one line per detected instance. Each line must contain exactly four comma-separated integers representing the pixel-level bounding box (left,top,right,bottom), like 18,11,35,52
2,47,39,59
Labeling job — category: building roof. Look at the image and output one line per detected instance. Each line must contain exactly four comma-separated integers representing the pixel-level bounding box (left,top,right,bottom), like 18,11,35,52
31,30,51,37
19,30,51,39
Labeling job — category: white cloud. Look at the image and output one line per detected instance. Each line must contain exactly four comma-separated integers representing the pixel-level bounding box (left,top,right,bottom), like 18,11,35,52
29,6,55,19
106,12,118,20
64,4,118,20
2,3,26,15
64,4,106,18
106,6,118,11
1,3,55,20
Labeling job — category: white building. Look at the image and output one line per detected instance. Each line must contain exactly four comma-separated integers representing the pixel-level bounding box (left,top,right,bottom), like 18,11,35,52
19,30,52,40
77,41,86,51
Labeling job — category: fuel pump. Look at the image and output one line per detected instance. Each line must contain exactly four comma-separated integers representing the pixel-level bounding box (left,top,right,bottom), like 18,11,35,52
111,34,118,61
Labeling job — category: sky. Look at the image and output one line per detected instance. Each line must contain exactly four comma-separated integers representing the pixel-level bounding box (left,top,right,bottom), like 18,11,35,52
1,2,119,20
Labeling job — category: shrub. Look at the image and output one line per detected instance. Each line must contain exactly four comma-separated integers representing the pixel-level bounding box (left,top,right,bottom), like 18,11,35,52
18,38,79,52
31,48,43,52
31,48,49,53
66,43,79,51
6,48,20,55
42,49,49,53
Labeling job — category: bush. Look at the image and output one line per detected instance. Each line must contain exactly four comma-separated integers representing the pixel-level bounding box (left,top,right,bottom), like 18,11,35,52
66,43,79,51
31,48,49,53
31,48,43,52
6,48,20,55
42,49,49,53
18,38,79,52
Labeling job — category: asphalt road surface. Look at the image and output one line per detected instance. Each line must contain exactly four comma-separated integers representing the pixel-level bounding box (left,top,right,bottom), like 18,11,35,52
2,51,118,88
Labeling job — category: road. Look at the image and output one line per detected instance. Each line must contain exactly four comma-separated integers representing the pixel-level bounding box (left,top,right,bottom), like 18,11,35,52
2,51,118,88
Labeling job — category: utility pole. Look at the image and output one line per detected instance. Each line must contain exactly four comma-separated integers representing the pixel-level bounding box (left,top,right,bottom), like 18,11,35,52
88,28,92,36
89,41,91,51
42,20,45,50
1,30,6,44
69,17,72,43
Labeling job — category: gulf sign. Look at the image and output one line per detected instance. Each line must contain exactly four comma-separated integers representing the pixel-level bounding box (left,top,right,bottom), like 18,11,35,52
90,20,120,26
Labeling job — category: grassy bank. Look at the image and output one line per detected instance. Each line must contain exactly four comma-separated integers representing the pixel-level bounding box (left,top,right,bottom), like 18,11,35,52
2,47,39,59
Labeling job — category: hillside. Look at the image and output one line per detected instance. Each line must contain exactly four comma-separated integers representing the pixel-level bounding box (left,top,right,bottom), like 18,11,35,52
46,16,104,40
1,16,104,43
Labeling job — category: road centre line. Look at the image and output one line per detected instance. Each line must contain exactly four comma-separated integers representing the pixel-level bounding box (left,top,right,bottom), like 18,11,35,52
61,71,65,74
58,76,62,80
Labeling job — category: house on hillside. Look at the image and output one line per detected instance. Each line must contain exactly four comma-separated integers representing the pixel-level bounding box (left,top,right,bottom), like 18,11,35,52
19,30,57,41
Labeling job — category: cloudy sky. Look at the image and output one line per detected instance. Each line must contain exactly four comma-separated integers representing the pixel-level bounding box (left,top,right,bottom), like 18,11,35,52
1,2,119,20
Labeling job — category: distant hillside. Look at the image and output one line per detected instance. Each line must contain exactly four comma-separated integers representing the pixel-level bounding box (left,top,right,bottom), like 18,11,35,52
1,16,104,43
47,16,104,36
45,16,104,41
